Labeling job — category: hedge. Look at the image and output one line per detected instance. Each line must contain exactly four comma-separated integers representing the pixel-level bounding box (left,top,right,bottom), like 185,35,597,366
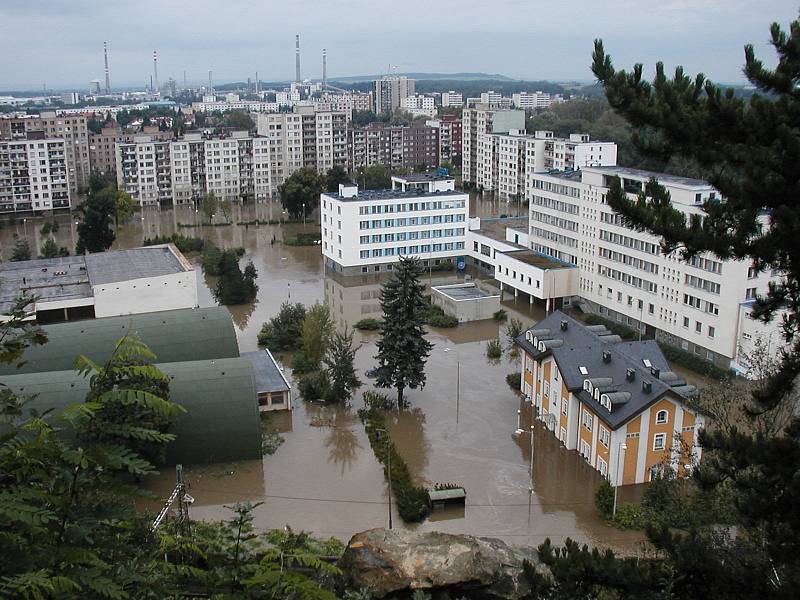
582,314,639,340
143,233,205,254
657,342,730,380
358,407,430,523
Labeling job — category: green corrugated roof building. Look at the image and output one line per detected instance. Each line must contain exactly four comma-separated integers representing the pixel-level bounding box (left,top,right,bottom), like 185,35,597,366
1,357,262,465
0,307,239,376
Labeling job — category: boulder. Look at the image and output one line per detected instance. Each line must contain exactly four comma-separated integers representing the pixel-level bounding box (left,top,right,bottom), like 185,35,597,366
339,528,549,599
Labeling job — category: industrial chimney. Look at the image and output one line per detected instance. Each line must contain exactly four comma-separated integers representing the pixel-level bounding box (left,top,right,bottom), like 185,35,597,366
295,34,301,82
103,42,111,94
153,50,159,92
322,48,327,91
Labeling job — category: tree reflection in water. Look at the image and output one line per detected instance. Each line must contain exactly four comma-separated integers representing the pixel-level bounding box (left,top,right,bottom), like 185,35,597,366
306,403,362,475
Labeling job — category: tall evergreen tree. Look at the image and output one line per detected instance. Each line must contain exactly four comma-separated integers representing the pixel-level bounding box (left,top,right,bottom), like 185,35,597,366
9,236,31,262
75,187,116,254
374,256,433,406
214,252,258,305
592,14,800,594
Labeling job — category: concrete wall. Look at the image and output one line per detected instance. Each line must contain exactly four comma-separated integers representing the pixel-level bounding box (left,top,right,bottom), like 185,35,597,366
431,284,500,323
92,270,197,318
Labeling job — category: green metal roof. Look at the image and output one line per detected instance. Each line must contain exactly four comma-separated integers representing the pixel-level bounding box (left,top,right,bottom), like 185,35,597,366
0,357,262,465
0,307,239,376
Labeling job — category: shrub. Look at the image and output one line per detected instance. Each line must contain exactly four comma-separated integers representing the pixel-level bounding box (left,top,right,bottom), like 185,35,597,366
583,314,639,340
298,371,331,402
284,233,321,246
358,406,430,523
291,349,316,374
426,313,458,328
658,342,729,380
258,302,307,351
202,245,245,276
143,232,205,253
506,372,522,392
611,502,650,530
429,260,454,272
354,318,382,331
493,309,508,322
594,479,615,520
486,338,503,359
363,390,395,412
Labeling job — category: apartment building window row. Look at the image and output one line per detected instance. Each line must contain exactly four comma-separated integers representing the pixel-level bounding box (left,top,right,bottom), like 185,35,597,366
599,211,630,227
358,228,465,244
530,194,579,215
530,227,578,248
599,247,659,274
599,265,658,294
530,243,577,266
530,210,578,232
531,179,581,198
687,255,723,275
685,274,721,295
358,215,465,229
358,242,464,258
683,293,720,315
599,229,659,255
357,199,465,214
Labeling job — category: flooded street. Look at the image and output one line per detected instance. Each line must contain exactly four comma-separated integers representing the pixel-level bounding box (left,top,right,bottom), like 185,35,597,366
0,196,649,552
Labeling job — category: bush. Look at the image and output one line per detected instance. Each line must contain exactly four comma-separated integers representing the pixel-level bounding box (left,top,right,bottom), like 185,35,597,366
583,314,639,340
258,302,307,351
354,318,382,331
284,233,321,246
291,350,316,375
202,245,245,276
493,309,508,322
363,390,395,411
358,406,430,523
594,479,615,520
658,342,730,380
298,371,331,402
143,232,205,253
610,502,649,530
429,260,454,272
486,338,503,359
506,372,522,392
40,221,59,234
426,312,458,328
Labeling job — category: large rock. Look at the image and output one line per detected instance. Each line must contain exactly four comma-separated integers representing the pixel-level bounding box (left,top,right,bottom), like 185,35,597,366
339,528,549,599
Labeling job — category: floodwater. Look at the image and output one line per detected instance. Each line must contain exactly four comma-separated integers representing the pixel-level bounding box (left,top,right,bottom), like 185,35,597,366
0,195,659,552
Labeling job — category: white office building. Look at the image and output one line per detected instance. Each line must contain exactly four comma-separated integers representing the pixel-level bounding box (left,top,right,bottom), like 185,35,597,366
441,91,464,107
321,173,469,276
526,166,784,370
402,95,436,119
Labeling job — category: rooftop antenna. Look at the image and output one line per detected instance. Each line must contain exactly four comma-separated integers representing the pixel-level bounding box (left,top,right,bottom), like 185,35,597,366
103,41,111,94
322,48,327,91
153,50,159,92
255,71,259,94
295,34,301,82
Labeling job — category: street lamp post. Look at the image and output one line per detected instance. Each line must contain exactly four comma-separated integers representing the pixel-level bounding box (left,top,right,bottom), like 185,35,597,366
302,202,306,231
375,428,393,530
613,442,628,517
530,424,535,475
444,347,460,423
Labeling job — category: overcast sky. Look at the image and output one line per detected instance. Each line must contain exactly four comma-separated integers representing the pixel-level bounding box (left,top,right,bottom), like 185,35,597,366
1,0,797,90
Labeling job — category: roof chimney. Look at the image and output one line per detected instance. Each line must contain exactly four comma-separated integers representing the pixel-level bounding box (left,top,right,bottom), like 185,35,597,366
650,366,660,379
560,319,568,331
625,368,635,381
602,349,611,363
642,380,652,393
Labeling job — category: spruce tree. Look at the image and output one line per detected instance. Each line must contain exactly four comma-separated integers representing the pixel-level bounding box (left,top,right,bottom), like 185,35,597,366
592,14,800,593
374,256,433,406
9,236,31,262
76,187,116,254
324,328,361,403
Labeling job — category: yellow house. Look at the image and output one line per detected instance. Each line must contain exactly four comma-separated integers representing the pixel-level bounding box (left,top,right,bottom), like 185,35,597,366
516,311,704,486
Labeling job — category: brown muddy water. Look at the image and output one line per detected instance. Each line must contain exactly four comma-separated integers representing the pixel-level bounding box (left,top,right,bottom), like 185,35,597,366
0,195,680,553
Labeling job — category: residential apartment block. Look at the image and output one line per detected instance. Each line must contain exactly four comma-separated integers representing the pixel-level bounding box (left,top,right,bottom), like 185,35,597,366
0,136,71,213
373,76,416,113
426,115,462,165
321,173,468,275
348,122,440,172
516,311,704,485
402,94,436,118
526,166,781,369
255,107,348,189
461,105,525,186
441,91,463,107
89,125,172,178
116,131,272,206
1,111,90,197
512,91,565,110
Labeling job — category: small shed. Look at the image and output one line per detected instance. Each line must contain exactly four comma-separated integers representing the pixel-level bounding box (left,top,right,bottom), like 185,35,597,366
431,283,500,323
241,349,292,411
428,487,467,509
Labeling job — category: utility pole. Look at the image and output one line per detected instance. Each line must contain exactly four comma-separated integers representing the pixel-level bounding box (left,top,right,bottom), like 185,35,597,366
376,428,393,529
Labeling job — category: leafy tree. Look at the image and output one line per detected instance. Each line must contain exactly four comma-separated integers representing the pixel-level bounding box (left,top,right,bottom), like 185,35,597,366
594,480,614,520
39,238,69,259
374,256,433,406
223,110,255,130
76,187,115,254
219,197,233,222
75,334,184,465
351,110,387,127
280,168,323,219
87,116,103,134
214,252,258,305
113,189,136,226
325,165,351,192
301,303,334,369
258,302,307,351
9,236,31,261
592,14,800,594
355,164,391,190
505,317,524,348
324,328,362,403
201,191,219,223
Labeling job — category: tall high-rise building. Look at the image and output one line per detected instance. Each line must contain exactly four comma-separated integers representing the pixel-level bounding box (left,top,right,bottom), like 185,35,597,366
373,76,415,113
0,136,71,213
461,104,525,186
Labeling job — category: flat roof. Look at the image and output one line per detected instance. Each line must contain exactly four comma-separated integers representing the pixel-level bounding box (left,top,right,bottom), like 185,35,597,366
392,172,455,183
584,166,712,189
504,249,574,270
323,188,466,202
241,349,290,394
472,217,528,247
433,283,499,301
86,246,186,286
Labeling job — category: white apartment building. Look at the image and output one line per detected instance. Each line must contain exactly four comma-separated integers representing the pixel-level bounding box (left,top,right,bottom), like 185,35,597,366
117,132,272,206
462,105,525,185
512,91,561,110
441,91,464,107
480,91,503,105
256,107,348,189
321,173,469,276
402,95,436,119
526,166,783,369
481,130,617,198
191,99,279,113
0,137,71,213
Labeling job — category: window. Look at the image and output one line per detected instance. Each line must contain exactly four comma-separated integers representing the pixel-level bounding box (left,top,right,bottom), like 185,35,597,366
695,321,702,333
708,326,715,338
745,287,757,300
543,381,550,397
561,399,568,415
655,410,668,425
747,266,758,279
653,432,666,450
580,440,591,461
582,410,593,431
599,427,610,447
683,317,690,328
598,457,608,477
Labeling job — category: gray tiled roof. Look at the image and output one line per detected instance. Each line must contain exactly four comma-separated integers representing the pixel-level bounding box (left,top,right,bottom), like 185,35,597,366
241,349,290,394
85,247,186,286
515,311,694,429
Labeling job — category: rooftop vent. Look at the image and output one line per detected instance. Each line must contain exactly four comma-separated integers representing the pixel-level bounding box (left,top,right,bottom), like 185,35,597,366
560,320,568,331
625,368,636,382
650,366,660,379
602,349,611,363
642,380,652,393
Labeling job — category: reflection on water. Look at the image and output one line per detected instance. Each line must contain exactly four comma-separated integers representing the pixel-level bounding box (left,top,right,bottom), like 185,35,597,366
5,201,660,552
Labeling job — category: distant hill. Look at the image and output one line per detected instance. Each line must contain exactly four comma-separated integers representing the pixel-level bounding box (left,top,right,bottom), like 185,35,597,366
331,72,513,83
